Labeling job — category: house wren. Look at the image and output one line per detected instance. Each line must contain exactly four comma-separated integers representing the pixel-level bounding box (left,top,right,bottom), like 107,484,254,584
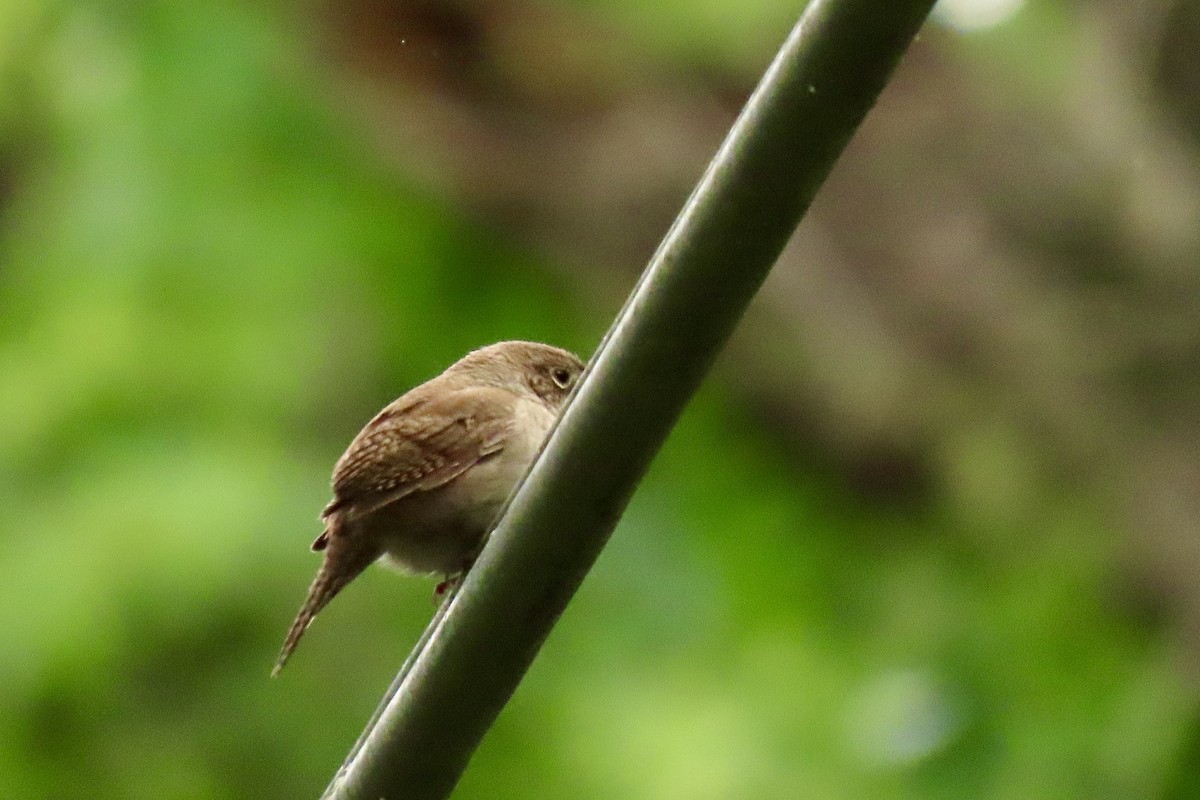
273,340,585,675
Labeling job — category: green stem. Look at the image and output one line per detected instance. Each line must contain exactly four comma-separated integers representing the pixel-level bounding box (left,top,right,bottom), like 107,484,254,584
322,1,936,797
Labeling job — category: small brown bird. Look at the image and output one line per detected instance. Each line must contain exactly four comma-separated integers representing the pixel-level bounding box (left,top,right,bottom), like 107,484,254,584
273,340,585,675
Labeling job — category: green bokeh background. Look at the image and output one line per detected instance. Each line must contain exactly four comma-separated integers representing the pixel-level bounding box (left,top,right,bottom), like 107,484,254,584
3,1,1198,798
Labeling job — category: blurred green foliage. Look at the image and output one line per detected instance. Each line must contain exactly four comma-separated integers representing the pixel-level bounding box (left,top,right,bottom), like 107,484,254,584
0,1,1193,799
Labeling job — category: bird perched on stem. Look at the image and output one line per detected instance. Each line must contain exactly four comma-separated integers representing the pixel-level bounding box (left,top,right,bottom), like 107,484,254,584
273,340,585,675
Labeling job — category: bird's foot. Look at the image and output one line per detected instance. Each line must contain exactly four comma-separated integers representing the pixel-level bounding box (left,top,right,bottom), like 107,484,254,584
432,558,474,604
433,575,460,603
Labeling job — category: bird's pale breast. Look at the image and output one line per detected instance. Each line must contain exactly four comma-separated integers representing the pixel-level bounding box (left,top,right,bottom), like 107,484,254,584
374,393,558,574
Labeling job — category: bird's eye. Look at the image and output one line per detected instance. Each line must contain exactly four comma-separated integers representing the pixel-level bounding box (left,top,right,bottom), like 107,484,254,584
551,368,573,389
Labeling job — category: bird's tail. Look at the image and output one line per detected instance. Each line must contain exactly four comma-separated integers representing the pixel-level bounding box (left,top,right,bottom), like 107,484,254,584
272,533,377,677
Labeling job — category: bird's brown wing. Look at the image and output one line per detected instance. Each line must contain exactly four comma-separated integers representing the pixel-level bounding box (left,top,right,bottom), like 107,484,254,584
322,385,515,524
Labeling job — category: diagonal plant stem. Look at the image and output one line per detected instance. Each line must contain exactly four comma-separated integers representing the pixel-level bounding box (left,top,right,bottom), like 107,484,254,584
320,1,936,797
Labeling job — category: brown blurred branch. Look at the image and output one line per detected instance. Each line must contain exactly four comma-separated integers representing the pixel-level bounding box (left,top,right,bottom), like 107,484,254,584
317,0,1200,648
